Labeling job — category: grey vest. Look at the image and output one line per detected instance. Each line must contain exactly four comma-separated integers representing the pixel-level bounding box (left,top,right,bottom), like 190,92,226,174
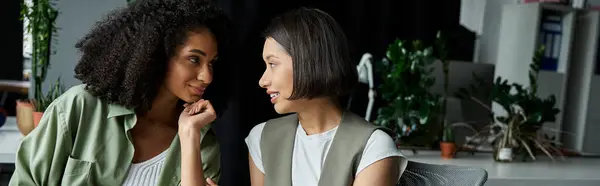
260,112,380,186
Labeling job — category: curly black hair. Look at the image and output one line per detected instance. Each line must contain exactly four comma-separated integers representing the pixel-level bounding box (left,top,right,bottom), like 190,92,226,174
74,0,231,114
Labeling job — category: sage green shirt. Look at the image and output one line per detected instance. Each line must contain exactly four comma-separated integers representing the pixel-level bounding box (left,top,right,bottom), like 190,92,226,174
9,84,220,186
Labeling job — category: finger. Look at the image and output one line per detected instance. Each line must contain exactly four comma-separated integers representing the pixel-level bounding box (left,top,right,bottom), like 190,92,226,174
190,101,202,114
206,178,217,186
203,100,216,115
204,100,215,113
183,103,190,107
195,101,203,113
183,105,191,114
199,101,209,113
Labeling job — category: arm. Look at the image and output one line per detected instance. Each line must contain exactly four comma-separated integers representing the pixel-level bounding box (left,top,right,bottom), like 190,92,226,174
179,100,217,186
249,153,265,186
352,157,400,186
180,130,208,186
9,103,71,186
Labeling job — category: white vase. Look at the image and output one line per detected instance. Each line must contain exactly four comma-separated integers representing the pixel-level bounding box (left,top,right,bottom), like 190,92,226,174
497,147,513,161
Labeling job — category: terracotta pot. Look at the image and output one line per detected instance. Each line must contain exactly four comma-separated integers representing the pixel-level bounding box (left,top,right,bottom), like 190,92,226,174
16,100,35,136
440,142,456,159
33,112,43,127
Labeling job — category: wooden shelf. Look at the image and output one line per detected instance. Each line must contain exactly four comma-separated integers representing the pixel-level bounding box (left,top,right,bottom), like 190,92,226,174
0,80,30,95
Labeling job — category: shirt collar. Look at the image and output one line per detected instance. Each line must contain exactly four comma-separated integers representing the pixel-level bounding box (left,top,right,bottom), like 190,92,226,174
107,103,137,131
107,103,135,118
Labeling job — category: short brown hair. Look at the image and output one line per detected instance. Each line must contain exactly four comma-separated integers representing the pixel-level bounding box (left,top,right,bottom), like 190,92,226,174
263,8,358,100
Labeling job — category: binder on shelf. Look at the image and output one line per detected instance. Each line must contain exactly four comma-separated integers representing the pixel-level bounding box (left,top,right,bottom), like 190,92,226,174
538,10,562,71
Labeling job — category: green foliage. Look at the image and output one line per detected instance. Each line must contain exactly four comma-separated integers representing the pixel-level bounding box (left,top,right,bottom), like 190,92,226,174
21,0,63,112
35,78,65,112
374,38,441,146
435,31,454,142
456,46,562,161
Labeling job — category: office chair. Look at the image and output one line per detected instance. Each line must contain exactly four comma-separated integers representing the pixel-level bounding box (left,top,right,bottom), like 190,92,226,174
398,160,488,186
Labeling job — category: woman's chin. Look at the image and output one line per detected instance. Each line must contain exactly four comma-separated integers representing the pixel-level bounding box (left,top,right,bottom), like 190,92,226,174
273,103,292,114
181,96,202,103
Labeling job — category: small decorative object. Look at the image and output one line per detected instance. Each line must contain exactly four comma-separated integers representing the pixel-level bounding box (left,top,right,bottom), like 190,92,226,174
356,53,376,121
457,46,563,162
496,147,514,162
16,100,35,135
374,37,441,148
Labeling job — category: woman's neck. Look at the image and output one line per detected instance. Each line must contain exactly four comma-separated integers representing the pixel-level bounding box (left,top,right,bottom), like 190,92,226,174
141,86,181,127
296,98,343,135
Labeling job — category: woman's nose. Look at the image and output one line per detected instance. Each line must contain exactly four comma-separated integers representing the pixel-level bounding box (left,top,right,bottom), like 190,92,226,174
258,70,270,88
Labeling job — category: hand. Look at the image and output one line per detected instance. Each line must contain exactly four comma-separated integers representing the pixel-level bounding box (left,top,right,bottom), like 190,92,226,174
178,99,216,134
206,178,218,186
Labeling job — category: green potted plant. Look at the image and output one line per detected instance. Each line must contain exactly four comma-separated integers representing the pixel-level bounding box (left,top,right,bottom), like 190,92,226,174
457,46,562,162
374,38,441,148
434,31,456,158
440,126,456,158
17,0,63,134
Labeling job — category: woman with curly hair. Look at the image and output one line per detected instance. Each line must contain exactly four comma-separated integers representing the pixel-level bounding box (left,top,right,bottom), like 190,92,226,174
9,0,230,185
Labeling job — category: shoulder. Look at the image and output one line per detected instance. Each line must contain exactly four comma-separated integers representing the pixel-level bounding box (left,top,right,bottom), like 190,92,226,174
51,84,104,110
265,114,297,125
45,84,114,130
366,129,397,148
245,122,267,173
245,122,266,146
355,129,403,175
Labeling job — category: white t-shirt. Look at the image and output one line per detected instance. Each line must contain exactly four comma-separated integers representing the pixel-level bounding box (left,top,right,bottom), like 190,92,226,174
245,122,406,185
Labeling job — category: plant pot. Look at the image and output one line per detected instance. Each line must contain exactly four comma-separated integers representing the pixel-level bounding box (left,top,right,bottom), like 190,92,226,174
495,147,514,162
16,100,35,136
440,142,456,159
33,111,43,127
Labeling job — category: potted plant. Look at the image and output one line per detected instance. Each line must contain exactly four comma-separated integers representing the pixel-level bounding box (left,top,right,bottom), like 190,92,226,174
440,126,456,158
17,0,62,135
434,31,457,158
32,78,64,127
374,38,441,148
457,46,562,162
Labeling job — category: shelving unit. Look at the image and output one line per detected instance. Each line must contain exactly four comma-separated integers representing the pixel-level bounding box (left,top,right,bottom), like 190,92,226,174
561,10,600,154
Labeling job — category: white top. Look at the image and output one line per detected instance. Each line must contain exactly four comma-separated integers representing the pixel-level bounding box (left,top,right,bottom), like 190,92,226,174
121,149,169,186
245,122,406,185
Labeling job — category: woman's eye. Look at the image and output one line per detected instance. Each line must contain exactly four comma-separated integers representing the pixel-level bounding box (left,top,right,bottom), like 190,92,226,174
189,56,200,64
269,63,276,68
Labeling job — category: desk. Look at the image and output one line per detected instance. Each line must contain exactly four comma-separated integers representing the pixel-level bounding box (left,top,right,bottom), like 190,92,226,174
0,117,21,164
403,150,600,186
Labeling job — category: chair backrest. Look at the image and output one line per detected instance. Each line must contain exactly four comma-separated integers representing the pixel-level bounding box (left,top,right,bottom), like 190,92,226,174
398,161,488,186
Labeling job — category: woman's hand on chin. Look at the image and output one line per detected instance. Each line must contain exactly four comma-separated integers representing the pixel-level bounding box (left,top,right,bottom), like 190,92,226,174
178,99,216,137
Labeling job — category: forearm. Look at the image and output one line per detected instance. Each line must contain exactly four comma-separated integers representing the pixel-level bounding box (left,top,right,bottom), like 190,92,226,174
180,130,206,186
